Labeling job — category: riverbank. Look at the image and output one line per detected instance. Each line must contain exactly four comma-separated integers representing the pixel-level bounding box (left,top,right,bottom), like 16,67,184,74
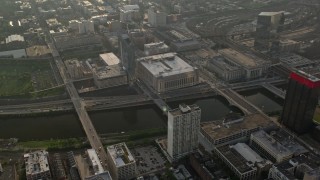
0,128,167,152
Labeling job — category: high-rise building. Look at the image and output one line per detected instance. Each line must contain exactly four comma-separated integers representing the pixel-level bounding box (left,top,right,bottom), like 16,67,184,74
106,142,137,180
254,11,285,51
119,34,136,77
78,20,95,34
148,7,167,27
281,70,320,134
167,104,201,161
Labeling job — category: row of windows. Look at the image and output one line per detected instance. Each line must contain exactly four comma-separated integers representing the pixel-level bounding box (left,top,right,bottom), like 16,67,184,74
162,76,196,90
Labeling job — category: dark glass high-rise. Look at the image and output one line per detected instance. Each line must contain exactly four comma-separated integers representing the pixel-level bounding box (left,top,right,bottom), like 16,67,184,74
281,70,320,134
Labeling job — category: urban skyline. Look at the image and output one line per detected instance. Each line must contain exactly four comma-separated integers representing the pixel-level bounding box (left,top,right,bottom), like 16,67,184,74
0,0,320,179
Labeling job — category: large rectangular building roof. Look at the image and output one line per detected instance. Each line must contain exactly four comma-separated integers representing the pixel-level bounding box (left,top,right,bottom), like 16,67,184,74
208,56,242,71
94,65,126,80
99,53,120,66
232,143,264,163
251,130,293,158
201,114,272,142
219,48,268,69
279,53,315,68
137,52,196,78
216,145,256,173
259,12,284,16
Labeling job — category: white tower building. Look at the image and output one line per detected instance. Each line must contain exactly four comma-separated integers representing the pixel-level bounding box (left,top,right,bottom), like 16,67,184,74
167,104,201,161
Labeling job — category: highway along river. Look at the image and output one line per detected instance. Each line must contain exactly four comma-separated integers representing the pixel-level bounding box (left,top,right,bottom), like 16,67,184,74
0,88,283,140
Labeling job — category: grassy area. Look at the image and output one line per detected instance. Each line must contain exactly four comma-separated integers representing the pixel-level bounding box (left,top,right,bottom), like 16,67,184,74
0,60,59,97
101,128,167,148
30,86,66,98
15,128,166,151
18,138,86,150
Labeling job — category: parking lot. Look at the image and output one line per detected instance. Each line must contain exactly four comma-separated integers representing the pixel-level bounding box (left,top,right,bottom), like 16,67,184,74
131,145,167,175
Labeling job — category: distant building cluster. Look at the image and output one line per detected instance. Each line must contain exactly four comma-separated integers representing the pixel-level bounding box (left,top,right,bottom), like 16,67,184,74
69,20,95,34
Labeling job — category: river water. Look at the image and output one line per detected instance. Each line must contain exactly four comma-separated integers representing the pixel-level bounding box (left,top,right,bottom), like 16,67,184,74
0,88,284,141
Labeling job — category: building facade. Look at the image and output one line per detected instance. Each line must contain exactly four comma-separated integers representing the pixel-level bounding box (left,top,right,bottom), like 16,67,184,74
167,104,201,161
218,48,270,80
281,71,320,134
206,56,245,82
106,142,137,180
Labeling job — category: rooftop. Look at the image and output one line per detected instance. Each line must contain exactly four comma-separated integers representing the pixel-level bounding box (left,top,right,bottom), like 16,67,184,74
85,171,112,180
94,64,126,80
232,143,264,163
99,53,120,66
137,52,197,78
120,5,139,12
292,70,320,83
144,42,169,50
106,142,135,167
201,114,272,141
169,104,200,116
5,34,24,44
87,149,104,174
219,48,268,68
251,130,293,158
279,53,314,68
216,145,257,173
259,11,284,16
274,155,318,179
208,56,242,71
24,150,50,175
269,129,308,156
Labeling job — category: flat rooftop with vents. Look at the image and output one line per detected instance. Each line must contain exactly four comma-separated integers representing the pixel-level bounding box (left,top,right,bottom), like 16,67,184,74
137,52,196,78
201,114,273,146
107,142,135,167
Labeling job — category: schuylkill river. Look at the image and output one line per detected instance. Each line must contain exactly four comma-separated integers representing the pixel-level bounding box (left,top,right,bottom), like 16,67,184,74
0,88,283,140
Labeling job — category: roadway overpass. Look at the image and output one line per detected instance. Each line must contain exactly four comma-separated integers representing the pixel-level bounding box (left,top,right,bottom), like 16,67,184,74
48,41,109,169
